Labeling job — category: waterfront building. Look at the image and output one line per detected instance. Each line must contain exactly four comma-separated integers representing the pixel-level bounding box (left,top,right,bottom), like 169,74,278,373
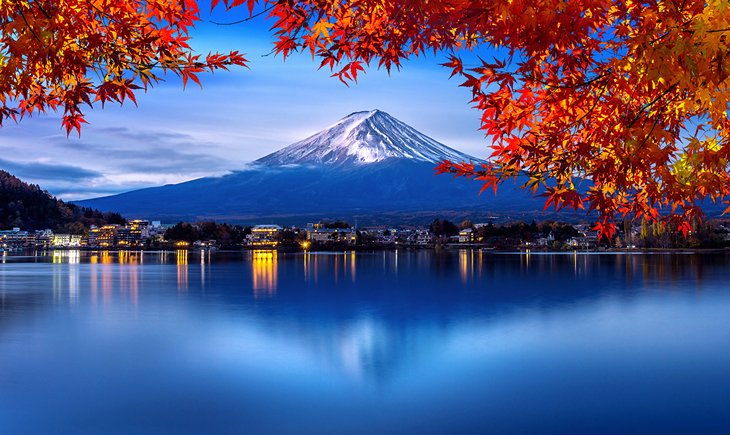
360,226,397,244
568,236,599,249
129,219,151,238
34,229,53,248
0,228,35,248
52,234,82,248
87,225,119,247
248,225,283,246
459,228,474,243
306,224,357,245
116,227,134,247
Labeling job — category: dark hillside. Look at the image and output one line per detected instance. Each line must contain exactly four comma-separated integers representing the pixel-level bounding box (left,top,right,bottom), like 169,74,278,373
0,170,125,233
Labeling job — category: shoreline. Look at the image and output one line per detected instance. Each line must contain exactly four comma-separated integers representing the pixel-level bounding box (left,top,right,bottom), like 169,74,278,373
5,246,729,256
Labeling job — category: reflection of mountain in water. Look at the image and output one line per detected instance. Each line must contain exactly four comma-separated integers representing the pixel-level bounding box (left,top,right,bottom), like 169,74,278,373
191,251,727,383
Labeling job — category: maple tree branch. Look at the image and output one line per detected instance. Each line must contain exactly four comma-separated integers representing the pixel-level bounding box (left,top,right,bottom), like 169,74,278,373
262,6,314,57
633,115,661,158
627,82,678,128
17,7,42,43
33,1,51,19
575,80,610,126
526,70,611,90
210,4,275,25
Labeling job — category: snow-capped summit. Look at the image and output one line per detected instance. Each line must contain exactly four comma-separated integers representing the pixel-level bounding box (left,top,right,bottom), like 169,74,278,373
256,110,477,166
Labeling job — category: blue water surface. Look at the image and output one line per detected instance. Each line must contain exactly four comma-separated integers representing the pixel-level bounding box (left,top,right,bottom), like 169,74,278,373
0,249,729,434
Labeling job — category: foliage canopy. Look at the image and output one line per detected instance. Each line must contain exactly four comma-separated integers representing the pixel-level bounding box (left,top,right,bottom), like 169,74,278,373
2,0,729,236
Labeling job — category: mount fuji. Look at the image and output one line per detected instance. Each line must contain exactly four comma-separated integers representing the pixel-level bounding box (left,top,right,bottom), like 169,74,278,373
257,110,473,166
76,110,547,224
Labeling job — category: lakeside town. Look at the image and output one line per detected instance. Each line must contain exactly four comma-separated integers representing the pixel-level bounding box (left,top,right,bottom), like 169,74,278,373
2,217,730,252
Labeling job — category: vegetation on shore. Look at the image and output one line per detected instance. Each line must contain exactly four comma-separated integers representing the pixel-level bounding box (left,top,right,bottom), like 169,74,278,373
0,171,125,233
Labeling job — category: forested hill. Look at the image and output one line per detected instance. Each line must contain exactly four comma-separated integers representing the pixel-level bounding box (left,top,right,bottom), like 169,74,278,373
0,170,126,233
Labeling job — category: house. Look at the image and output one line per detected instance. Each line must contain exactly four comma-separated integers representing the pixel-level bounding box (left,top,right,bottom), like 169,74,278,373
536,232,555,246
459,228,474,243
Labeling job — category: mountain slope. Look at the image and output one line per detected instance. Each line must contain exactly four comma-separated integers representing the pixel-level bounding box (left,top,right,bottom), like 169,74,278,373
77,110,548,224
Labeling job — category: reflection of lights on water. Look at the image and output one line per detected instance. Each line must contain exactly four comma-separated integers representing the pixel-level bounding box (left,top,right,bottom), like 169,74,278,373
458,249,485,283
350,250,356,282
90,260,97,304
394,249,398,274
302,252,357,284
101,251,112,264
101,254,112,305
50,250,81,304
252,250,277,297
83,251,143,306
459,249,467,283
129,261,139,307
519,249,531,271
52,250,80,264
118,250,141,265
334,253,340,283
303,251,309,281
200,250,207,288
459,249,477,284
477,249,483,278
69,260,79,303
177,250,188,292
177,250,188,265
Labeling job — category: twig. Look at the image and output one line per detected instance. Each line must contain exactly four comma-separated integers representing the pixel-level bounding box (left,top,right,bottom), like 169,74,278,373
210,4,275,25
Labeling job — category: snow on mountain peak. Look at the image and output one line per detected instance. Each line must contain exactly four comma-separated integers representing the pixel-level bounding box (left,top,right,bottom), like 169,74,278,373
256,110,477,166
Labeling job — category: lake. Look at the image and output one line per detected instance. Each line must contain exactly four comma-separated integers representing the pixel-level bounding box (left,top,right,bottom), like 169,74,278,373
1,249,729,434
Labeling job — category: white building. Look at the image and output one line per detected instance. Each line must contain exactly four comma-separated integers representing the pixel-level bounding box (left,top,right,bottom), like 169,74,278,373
52,234,83,248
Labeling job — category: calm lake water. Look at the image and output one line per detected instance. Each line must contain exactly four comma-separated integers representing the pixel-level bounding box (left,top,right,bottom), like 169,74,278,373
1,249,730,434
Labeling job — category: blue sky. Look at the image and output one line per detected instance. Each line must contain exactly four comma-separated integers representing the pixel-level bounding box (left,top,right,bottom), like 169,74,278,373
0,6,488,200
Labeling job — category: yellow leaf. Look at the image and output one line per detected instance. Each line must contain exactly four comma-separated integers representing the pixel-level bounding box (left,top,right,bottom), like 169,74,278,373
312,20,333,39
